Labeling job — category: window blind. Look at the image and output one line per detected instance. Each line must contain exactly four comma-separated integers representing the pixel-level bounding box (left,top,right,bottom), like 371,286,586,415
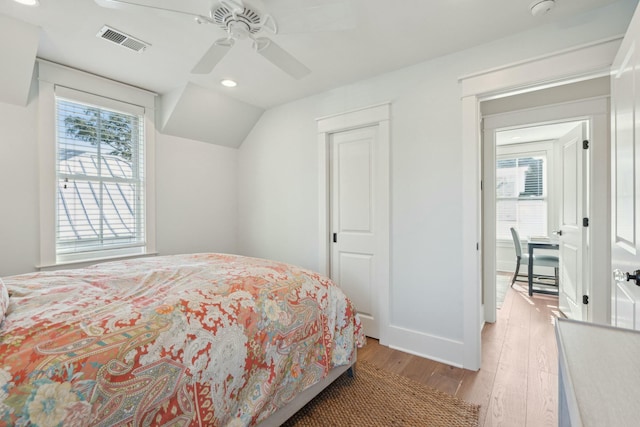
496,155,547,240
55,97,145,257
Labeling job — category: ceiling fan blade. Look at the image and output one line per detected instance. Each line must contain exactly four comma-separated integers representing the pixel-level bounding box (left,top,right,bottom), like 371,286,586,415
254,37,310,79
191,39,234,74
94,0,213,22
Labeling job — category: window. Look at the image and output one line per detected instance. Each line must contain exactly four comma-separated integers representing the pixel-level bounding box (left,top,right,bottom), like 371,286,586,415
496,153,548,240
55,98,145,261
37,60,156,268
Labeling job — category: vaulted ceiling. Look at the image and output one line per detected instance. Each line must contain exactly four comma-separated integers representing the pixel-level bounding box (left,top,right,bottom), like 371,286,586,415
0,0,633,147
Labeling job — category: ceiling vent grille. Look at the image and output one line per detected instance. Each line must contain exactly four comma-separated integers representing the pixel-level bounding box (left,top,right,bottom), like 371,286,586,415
97,25,150,53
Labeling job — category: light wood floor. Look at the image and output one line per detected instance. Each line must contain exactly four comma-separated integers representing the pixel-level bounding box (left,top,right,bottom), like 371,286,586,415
358,282,561,426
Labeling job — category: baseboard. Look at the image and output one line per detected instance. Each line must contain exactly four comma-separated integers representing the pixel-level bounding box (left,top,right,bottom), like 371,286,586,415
386,325,465,368
497,261,515,272
497,263,554,277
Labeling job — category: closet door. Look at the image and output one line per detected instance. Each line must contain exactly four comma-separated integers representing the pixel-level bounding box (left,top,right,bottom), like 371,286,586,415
330,125,380,338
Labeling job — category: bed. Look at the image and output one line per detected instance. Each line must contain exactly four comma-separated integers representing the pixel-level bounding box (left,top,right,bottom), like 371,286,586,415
0,253,364,426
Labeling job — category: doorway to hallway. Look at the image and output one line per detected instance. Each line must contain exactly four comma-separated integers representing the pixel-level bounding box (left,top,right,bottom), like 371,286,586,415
482,95,609,325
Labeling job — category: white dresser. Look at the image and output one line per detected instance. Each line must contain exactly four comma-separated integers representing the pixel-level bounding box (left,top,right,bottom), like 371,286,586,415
556,318,640,426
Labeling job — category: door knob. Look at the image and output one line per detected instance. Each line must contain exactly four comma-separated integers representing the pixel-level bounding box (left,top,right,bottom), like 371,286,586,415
626,270,640,286
553,230,563,236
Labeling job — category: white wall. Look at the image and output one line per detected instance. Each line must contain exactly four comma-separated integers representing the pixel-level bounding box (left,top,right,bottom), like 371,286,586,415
156,133,238,255
237,106,320,270
0,99,39,276
237,1,636,364
0,101,239,277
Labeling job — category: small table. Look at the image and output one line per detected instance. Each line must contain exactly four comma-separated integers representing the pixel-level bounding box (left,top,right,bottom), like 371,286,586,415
556,318,640,426
527,240,559,296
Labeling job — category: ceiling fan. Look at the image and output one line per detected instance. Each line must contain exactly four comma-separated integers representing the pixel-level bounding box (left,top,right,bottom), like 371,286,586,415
95,0,315,79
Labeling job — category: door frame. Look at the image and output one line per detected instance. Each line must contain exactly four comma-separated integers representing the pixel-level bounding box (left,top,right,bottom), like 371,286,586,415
482,99,609,323
317,103,391,345
460,36,620,370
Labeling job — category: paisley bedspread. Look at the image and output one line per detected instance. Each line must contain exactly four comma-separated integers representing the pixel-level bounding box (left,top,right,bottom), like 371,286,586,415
0,253,364,426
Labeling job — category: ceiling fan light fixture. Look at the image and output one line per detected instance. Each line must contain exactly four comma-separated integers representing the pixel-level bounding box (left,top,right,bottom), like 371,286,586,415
13,0,39,6
530,0,555,17
220,79,237,87
228,21,251,39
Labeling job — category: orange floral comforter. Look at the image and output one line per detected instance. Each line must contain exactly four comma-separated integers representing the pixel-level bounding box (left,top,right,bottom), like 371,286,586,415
0,253,364,426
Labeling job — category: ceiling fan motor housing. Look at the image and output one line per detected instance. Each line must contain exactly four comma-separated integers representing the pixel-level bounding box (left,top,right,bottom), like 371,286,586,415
213,5,262,35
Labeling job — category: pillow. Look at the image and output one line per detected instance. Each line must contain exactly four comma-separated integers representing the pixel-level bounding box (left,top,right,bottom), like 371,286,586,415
0,278,8,323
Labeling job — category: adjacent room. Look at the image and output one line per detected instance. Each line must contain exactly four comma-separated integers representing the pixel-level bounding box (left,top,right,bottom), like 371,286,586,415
2,0,640,425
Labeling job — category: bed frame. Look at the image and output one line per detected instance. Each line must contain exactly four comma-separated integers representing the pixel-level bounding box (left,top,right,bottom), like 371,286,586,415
256,351,357,426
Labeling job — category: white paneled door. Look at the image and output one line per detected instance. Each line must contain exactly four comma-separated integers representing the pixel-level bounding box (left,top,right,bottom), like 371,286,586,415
558,124,587,321
330,126,380,338
611,14,640,329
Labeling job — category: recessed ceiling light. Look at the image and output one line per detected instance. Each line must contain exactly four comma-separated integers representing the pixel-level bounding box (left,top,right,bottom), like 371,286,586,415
13,0,39,6
220,79,237,88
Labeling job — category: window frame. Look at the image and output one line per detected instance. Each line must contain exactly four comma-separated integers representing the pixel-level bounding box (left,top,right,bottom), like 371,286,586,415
37,60,157,269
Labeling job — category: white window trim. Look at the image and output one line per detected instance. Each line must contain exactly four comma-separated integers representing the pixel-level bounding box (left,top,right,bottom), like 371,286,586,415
37,60,157,269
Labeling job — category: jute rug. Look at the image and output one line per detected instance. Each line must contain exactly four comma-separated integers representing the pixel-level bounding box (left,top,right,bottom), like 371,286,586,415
282,360,480,426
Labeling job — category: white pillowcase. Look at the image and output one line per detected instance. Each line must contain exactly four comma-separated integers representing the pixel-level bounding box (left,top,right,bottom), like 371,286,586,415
0,278,9,323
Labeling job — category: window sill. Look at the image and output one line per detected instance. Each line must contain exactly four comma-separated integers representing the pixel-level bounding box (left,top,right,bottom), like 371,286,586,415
37,252,158,271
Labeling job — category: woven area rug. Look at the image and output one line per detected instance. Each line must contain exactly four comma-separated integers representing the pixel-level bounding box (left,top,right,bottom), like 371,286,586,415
282,360,480,427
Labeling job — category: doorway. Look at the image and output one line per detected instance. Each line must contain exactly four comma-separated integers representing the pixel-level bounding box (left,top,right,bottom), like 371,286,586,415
490,121,586,313
482,95,610,325
460,39,619,370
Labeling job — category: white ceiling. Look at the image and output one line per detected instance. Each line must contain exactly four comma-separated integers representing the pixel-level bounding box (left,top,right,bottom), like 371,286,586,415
0,0,626,110
496,122,585,145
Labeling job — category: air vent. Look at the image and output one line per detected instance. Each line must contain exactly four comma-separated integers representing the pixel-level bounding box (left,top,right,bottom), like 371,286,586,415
97,25,150,53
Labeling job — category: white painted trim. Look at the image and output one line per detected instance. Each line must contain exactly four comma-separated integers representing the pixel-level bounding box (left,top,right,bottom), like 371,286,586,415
482,123,497,324
460,38,619,371
316,103,391,133
38,79,57,267
462,96,482,371
145,107,158,258
37,62,157,268
460,37,623,98
483,97,609,127
317,103,391,345
37,252,158,271
317,133,330,276
588,107,610,325
387,325,465,368
37,58,157,101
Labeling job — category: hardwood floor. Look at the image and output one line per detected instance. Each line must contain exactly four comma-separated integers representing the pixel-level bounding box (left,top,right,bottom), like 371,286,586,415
358,283,561,426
